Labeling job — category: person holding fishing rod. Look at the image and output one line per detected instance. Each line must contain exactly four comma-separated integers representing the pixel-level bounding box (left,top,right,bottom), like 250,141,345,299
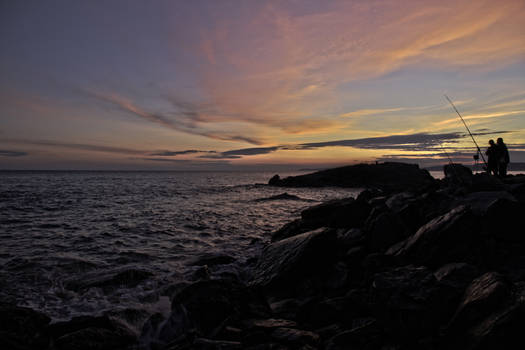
497,137,510,177
485,139,499,176
445,95,511,177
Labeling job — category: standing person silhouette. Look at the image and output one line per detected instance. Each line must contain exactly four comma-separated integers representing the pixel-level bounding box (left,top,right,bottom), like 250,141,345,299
485,139,499,176
496,137,510,177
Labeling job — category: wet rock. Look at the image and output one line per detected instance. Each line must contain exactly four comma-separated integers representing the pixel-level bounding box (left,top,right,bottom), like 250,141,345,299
0,303,51,350
446,272,510,334
268,162,435,192
462,282,525,350
387,206,482,268
251,228,338,297
271,218,315,242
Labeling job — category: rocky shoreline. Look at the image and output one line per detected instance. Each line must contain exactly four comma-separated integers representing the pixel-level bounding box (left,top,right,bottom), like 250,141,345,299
3,162,525,350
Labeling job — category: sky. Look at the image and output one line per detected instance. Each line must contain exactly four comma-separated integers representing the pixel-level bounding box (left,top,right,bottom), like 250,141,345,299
1,0,524,170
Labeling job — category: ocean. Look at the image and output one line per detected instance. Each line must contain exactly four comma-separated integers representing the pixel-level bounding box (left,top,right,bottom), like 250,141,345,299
0,170,361,331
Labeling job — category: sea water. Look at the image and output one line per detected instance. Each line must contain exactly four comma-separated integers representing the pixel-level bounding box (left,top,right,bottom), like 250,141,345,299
0,170,361,328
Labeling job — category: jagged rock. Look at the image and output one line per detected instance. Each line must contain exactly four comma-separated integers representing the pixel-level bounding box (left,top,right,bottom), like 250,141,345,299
0,303,51,350
268,162,435,192
251,228,338,297
386,206,483,268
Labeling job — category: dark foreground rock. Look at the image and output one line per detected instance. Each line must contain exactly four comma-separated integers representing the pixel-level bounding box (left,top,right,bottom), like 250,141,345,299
268,162,436,192
6,164,525,350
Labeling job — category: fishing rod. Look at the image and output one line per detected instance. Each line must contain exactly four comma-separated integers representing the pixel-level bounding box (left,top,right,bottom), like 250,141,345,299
444,95,488,168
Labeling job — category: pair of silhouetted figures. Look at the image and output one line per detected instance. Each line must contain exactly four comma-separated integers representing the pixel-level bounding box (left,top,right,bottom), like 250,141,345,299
485,137,510,177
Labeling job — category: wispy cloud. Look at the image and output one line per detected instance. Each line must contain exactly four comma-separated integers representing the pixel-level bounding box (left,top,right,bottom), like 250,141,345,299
0,150,28,157
199,131,513,159
88,91,265,145
189,0,525,137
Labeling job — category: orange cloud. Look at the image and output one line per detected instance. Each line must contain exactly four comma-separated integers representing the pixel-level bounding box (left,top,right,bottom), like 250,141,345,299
190,0,525,139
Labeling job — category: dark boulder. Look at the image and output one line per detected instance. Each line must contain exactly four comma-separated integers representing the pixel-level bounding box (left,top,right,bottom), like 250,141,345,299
271,197,371,242
434,262,480,291
0,303,51,350
363,208,407,253
271,218,316,242
443,272,517,349
268,174,281,186
251,228,338,297
370,265,451,341
300,197,372,230
154,279,270,346
268,162,435,192
445,272,510,333
386,206,483,268
444,163,473,186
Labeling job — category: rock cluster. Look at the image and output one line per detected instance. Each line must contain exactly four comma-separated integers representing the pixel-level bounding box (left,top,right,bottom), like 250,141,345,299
135,164,525,349
4,163,525,349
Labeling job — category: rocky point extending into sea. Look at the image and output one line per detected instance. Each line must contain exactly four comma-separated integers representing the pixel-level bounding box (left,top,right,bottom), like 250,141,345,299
3,162,525,350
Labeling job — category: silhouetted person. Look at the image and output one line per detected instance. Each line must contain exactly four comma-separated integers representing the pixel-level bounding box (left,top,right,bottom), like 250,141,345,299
485,139,499,176
497,137,510,177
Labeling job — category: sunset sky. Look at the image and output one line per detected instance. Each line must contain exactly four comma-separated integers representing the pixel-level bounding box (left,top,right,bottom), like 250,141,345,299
1,0,524,170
